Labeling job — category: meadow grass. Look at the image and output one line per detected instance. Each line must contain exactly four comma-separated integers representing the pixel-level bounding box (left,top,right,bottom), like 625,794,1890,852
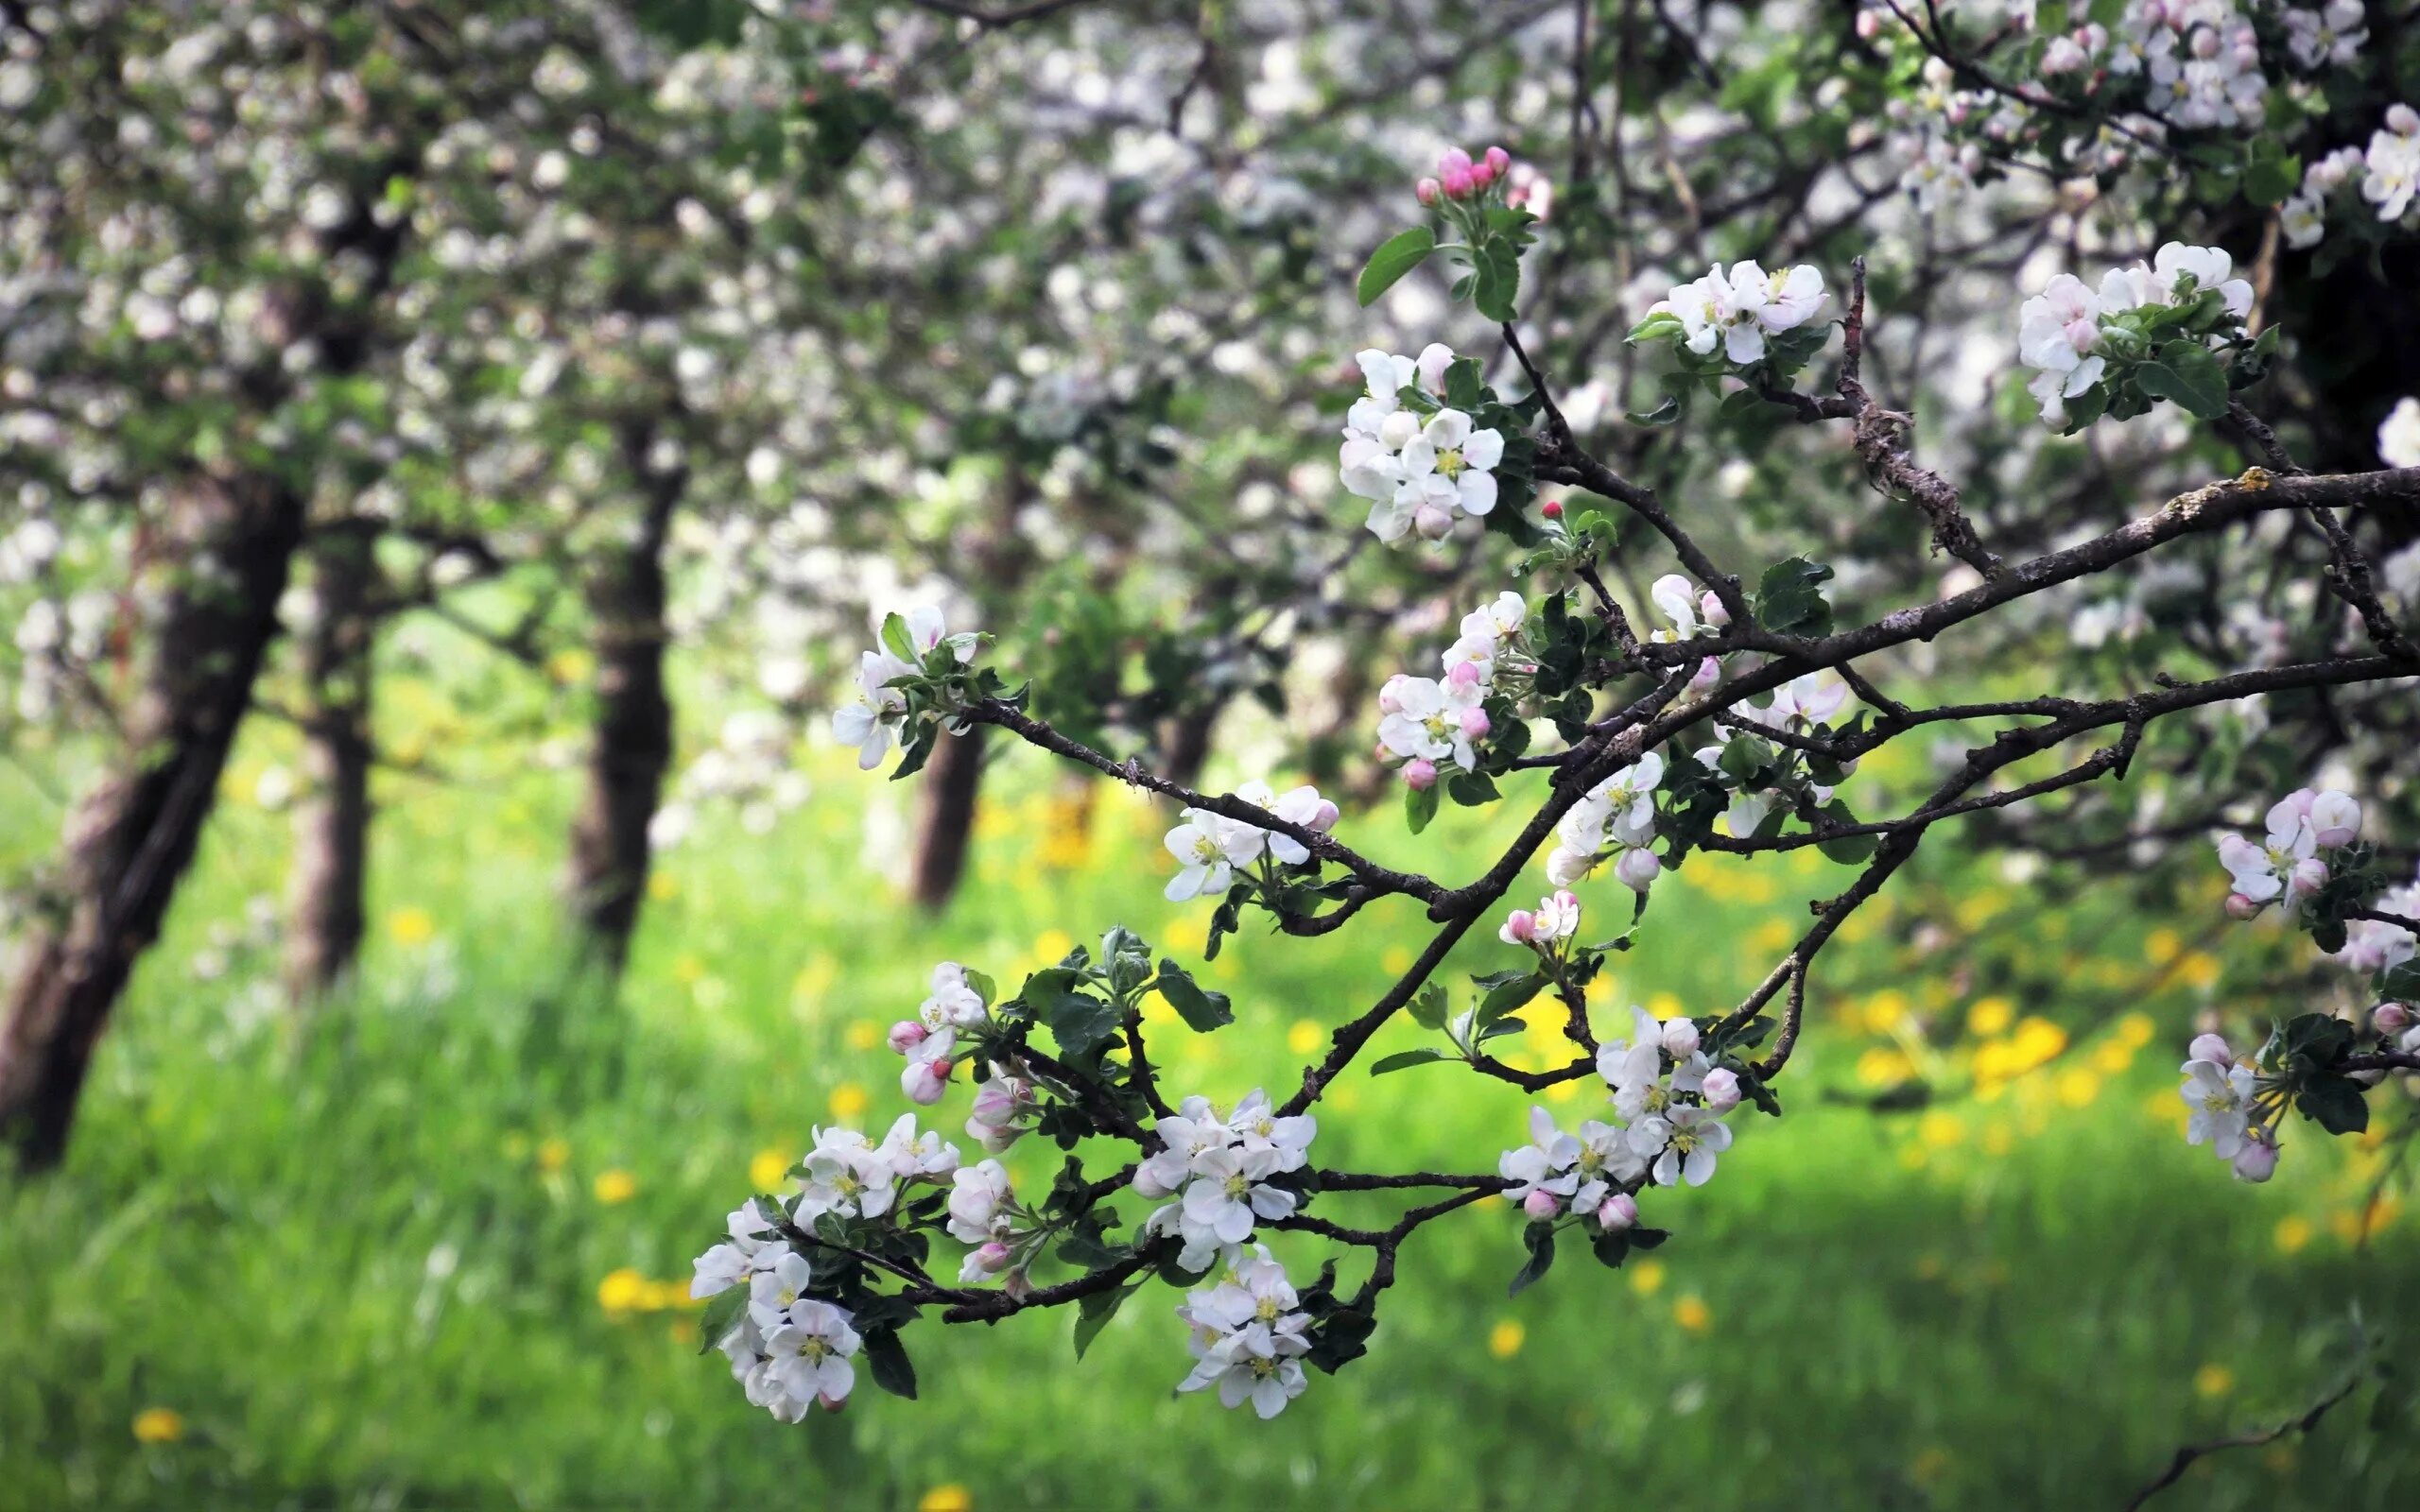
1,740,2415,1510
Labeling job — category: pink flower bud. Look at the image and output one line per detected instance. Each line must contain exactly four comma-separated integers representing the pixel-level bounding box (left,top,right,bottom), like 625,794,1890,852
1701,1067,1741,1113
2222,892,2263,920
1541,498,1564,519
1403,758,1438,791
1615,847,1661,893
2062,317,2098,354
1700,591,1730,628
1522,1188,1561,1221
902,1060,948,1105
2231,1132,2279,1183
1688,657,1721,694
1132,1164,1178,1200
1415,177,1442,207
888,1021,928,1055
1414,502,1455,539
1441,165,1476,199
1308,799,1341,832
2187,1032,2232,1066
1484,146,1511,178
1597,1192,1638,1231
2376,1003,2413,1035
1502,909,1537,944
2289,857,2328,899
972,1241,1013,1274
1439,147,1473,177
1459,706,1492,740
1378,673,1412,714
819,1392,848,1414
1552,889,1580,916
1661,1017,1702,1058
1446,660,1485,691
1469,159,1496,190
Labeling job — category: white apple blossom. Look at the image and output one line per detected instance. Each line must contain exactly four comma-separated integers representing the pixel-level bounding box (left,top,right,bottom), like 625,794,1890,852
763,1299,861,1410
2378,396,2420,468
747,1249,819,1331
1163,808,1236,902
1133,1090,1314,1273
965,1072,1037,1152
2363,104,2420,221
2179,1056,2256,1160
945,1158,1013,1245
1642,1103,1734,1187
2017,273,2107,421
1498,1104,1583,1207
2283,1,2366,70
829,607,981,770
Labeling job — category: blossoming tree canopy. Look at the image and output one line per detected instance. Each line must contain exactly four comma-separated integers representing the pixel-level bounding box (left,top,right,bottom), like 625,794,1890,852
683,98,2420,1418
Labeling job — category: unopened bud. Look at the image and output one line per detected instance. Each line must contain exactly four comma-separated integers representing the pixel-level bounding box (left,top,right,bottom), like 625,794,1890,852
973,1241,1013,1274
1377,673,1411,714
2375,1003,2413,1035
1522,1188,1561,1221
1615,847,1662,893
1441,165,1475,199
1502,910,1537,944
1484,146,1511,177
1460,706,1492,740
1541,498,1564,519
888,1021,928,1055
1415,177,1442,207
2231,1132,2280,1183
2222,892,2262,920
1596,1192,1638,1231
2187,1032,2232,1066
1700,1067,1741,1113
1688,657,1720,694
1700,591,1730,628
1403,758,1438,792
1414,502,1455,540
1446,659,1485,691
1661,1017,1702,1058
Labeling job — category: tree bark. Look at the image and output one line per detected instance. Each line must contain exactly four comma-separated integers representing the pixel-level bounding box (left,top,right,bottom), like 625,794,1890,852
284,521,378,1005
908,725,986,910
0,474,306,1170
562,434,682,973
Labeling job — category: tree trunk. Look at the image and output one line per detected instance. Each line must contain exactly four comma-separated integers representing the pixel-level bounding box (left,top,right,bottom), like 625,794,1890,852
0,475,305,1170
908,725,985,910
284,521,378,1005
562,437,682,974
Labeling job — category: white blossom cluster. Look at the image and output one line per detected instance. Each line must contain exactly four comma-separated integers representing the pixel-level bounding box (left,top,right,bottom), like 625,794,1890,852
2176,1033,2277,1182
1497,887,1582,950
1132,1090,1315,1274
1173,1244,1313,1418
1548,754,1665,894
828,606,979,770
2215,786,2361,918
1162,780,1340,902
1648,261,1826,365
1694,671,1857,839
2338,867,2419,974
887,961,991,1105
1498,1005,1744,1227
1374,590,1529,790
2016,243,2253,425
691,1200,860,1420
1336,345,1506,543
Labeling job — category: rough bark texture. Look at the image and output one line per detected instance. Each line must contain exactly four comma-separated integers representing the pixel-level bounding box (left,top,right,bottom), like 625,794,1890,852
562,435,683,973
284,521,379,1005
908,725,986,909
0,475,306,1169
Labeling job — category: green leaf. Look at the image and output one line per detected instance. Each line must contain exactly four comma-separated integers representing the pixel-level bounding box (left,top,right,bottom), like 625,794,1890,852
2297,1075,2370,1136
1815,799,1878,864
879,611,916,662
1154,959,1234,1032
1073,1281,1141,1359
1406,782,1442,834
1409,981,1451,1031
862,1330,918,1400
1508,1224,1556,1297
2134,341,2231,420
1472,241,1521,322
696,1284,747,1353
1446,772,1500,807
1752,557,1836,637
1026,968,1119,1057
1370,1048,1448,1076
1477,970,1544,1025
1357,227,1437,307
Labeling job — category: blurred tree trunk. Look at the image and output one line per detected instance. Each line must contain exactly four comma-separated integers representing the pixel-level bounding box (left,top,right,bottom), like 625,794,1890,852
0,475,305,1170
562,431,683,973
904,475,1032,912
908,726,985,908
284,521,379,1006
1158,704,1219,793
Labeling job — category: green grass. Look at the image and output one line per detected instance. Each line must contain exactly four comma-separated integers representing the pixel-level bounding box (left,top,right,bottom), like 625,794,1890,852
1,740,2415,1511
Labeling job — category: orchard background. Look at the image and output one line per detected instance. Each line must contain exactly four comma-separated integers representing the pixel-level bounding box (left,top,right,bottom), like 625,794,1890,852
5,0,2420,1508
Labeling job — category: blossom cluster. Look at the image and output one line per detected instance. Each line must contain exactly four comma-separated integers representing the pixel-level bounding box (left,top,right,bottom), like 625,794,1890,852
2016,242,2253,426
888,961,991,1104
829,606,980,770
2215,787,2361,918
2176,1034,2278,1182
1548,755,1665,894
1162,780,1340,902
1337,345,1506,543
1499,1005,1743,1231
1692,671,1858,841
1132,1090,1315,1274
1374,590,1530,788
1174,1244,1314,1418
1638,261,1827,367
